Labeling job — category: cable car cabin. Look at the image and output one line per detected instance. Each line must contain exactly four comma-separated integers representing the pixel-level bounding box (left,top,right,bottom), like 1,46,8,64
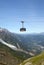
20,21,26,32
20,28,26,32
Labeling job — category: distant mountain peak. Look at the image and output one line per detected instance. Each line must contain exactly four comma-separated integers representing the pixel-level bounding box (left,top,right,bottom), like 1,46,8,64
0,27,9,33
0,27,3,32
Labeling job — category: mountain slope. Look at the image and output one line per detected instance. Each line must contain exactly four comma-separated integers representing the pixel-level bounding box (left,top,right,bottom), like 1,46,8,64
0,41,33,65
0,38,33,59
0,28,21,47
0,28,44,65
0,28,44,57
20,52,44,65
0,42,23,65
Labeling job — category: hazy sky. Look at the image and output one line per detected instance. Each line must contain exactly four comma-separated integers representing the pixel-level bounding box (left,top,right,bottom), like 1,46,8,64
0,0,44,33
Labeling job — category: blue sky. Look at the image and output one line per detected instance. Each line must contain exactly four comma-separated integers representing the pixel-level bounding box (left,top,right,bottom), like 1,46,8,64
0,0,44,33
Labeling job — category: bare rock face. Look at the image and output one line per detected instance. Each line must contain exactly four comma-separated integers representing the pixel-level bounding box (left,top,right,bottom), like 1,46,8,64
0,43,21,65
0,51,18,65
